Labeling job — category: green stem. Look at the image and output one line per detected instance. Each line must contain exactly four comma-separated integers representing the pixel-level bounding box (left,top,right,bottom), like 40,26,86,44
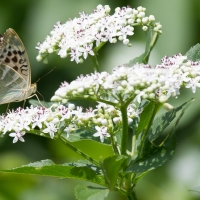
61,96,119,108
110,134,121,155
89,54,100,72
97,98,120,108
126,190,138,200
119,173,138,200
93,42,106,53
120,102,129,155
89,41,107,72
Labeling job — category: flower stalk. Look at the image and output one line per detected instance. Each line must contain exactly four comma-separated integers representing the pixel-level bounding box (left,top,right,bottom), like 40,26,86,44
120,102,129,156
89,54,100,72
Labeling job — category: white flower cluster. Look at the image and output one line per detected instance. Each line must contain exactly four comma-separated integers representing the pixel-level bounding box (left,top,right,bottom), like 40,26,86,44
51,54,200,104
0,103,139,143
36,5,161,63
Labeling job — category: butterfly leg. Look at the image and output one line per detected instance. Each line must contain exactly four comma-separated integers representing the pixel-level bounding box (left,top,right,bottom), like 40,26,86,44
22,100,27,108
5,103,10,114
27,94,45,107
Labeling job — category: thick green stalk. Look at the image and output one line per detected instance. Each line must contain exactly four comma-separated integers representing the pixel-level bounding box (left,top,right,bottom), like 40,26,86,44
126,190,138,200
120,103,129,155
110,134,121,155
89,41,106,72
93,42,106,53
89,54,100,72
120,173,138,200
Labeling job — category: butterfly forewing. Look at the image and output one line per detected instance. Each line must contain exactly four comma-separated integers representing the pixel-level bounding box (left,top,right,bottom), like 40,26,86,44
0,29,31,84
0,28,36,104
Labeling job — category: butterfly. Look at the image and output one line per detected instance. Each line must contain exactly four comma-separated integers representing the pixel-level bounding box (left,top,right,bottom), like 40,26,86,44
0,28,36,105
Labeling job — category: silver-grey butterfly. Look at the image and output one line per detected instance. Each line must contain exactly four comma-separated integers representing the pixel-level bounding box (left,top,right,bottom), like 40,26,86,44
0,28,36,104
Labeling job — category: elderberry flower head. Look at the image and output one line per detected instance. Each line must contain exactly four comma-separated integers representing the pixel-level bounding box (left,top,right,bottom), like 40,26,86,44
36,5,162,63
51,54,200,104
0,102,139,143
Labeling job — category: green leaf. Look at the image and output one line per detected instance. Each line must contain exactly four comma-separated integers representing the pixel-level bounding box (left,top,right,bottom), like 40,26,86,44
148,101,187,142
128,101,159,158
0,159,105,185
114,129,122,147
101,155,127,190
67,128,110,145
185,43,200,61
126,131,176,173
128,27,159,65
126,99,194,173
126,100,152,155
129,100,150,131
28,99,53,108
128,52,147,65
136,101,159,137
74,185,109,200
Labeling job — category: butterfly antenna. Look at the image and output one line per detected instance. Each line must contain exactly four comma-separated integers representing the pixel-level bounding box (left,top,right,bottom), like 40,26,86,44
35,67,56,83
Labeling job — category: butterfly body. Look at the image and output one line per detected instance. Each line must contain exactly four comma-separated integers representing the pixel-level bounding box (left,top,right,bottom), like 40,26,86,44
0,28,36,104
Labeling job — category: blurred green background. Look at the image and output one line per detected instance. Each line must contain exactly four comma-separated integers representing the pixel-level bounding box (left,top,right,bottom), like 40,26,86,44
1,0,200,199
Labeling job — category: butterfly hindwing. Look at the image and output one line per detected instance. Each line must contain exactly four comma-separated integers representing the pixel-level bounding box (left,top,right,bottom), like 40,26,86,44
0,64,27,104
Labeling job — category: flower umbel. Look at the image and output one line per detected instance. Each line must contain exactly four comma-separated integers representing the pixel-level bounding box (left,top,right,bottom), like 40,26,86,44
36,5,161,63
0,103,139,143
51,54,200,105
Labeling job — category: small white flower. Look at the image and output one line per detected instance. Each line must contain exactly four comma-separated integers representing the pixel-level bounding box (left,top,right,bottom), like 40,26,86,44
142,26,148,31
185,76,200,93
163,103,174,110
36,55,43,61
113,117,120,124
93,126,110,142
142,17,149,24
9,131,25,143
68,104,75,110
149,15,155,21
137,12,145,18
43,122,58,138
101,119,108,126
64,124,77,138
159,95,168,103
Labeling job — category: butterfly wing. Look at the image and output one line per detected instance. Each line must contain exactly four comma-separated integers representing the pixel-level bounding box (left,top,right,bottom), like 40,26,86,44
0,28,33,104
0,64,27,104
0,28,31,87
